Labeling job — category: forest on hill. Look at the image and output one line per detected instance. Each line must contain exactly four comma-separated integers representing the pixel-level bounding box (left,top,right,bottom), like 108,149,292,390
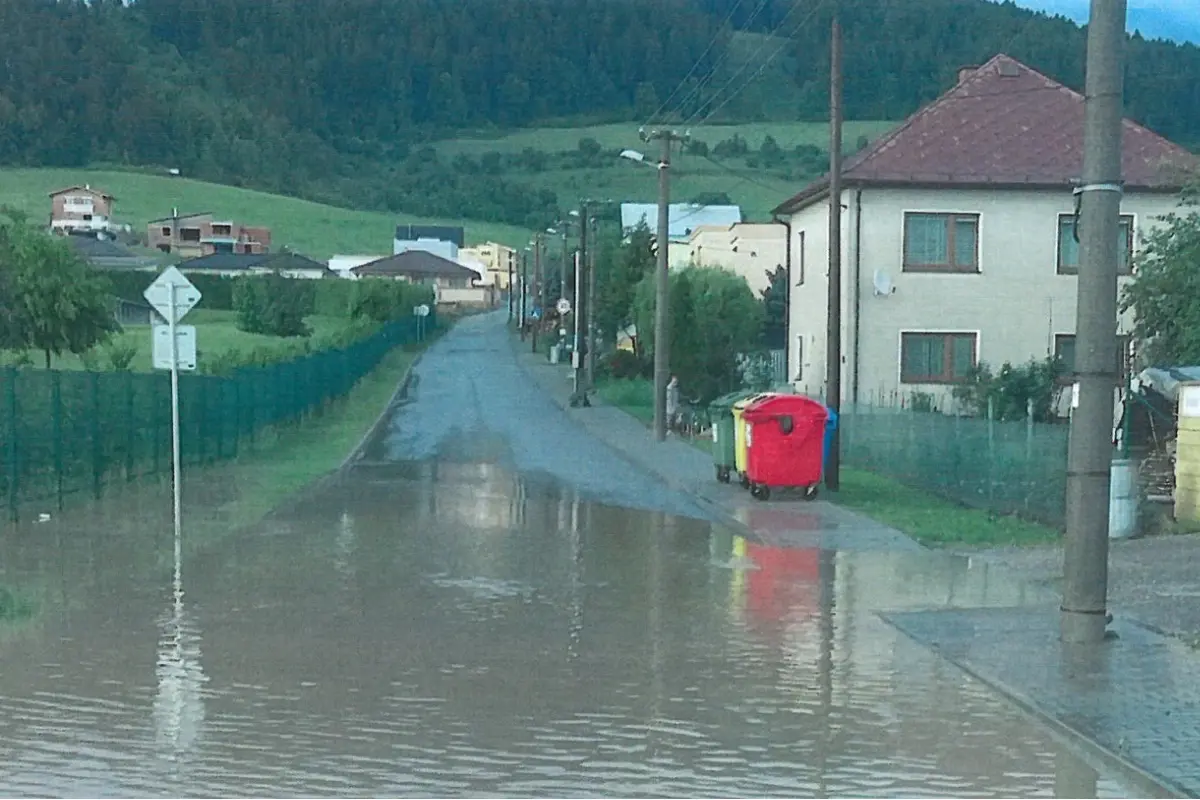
2,0,1198,228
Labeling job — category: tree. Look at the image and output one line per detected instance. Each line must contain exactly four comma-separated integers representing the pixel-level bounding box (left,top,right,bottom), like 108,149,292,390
594,223,654,351
760,264,787,349
0,212,119,368
1120,191,1200,366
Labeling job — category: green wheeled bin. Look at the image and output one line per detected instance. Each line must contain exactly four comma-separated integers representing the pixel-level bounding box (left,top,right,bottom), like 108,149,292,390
708,390,751,483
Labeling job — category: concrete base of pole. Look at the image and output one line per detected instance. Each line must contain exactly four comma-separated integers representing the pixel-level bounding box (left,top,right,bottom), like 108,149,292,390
1060,609,1109,644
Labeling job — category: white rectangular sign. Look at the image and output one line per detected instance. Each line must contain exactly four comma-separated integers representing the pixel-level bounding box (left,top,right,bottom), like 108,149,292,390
153,324,197,371
1181,385,1200,418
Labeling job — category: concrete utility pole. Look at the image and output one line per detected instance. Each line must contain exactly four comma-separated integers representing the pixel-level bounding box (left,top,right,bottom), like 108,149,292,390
586,214,598,392
824,14,844,491
519,249,529,341
508,253,515,323
570,201,591,407
531,235,543,354
641,128,686,442
1062,0,1127,645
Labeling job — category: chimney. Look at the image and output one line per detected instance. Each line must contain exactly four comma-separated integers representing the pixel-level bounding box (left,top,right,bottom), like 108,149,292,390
957,65,978,84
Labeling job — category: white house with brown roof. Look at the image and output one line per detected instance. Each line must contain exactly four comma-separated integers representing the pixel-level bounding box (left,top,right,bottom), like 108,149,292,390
49,185,115,235
775,54,1197,410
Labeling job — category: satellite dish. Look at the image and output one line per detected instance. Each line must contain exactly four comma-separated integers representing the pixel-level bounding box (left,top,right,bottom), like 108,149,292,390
873,269,894,296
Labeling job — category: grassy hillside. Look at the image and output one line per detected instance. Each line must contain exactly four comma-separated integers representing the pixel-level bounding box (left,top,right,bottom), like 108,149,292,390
434,120,895,221
0,168,534,258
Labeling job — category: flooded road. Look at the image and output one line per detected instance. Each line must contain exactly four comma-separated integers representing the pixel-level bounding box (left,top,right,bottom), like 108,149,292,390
0,314,1145,796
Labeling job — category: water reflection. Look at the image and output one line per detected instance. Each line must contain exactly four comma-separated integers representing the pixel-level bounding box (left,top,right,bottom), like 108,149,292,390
0,449,1145,797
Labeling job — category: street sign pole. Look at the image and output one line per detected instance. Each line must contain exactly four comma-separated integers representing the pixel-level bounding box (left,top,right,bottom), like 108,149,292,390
169,281,182,545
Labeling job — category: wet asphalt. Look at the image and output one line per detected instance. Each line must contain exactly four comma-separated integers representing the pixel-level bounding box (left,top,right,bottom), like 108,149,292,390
0,312,1148,797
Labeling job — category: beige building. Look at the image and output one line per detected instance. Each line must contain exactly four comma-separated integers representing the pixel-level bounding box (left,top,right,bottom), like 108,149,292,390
668,223,786,296
459,241,516,289
775,54,1196,409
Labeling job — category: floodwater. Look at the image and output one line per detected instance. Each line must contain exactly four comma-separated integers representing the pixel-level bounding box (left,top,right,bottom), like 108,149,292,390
0,314,1146,797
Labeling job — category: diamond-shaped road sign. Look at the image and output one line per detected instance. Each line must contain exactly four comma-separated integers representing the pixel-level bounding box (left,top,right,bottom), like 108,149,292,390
143,266,202,324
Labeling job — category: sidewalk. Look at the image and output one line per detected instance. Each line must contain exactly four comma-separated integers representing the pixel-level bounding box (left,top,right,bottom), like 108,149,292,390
512,329,1200,798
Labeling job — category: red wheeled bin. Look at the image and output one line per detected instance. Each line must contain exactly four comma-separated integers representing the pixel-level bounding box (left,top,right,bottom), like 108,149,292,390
742,394,829,501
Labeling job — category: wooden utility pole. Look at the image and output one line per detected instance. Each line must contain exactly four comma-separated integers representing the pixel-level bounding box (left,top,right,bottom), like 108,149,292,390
824,15,844,491
507,252,514,323
1062,0,1127,645
519,249,529,341
640,128,687,441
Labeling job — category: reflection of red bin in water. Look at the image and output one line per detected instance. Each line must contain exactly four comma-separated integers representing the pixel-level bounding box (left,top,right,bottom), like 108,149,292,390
745,543,820,624
743,395,828,501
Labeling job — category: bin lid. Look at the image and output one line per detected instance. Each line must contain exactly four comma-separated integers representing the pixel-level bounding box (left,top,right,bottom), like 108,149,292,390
733,391,778,411
743,393,829,422
709,390,753,411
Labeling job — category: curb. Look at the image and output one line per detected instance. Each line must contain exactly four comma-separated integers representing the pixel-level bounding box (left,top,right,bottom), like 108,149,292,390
338,351,424,473
883,614,1185,799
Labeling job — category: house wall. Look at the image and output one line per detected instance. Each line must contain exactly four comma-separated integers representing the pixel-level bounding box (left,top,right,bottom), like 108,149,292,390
329,255,386,279
394,238,459,260
460,243,515,289
148,215,270,256
681,223,786,296
50,189,114,232
437,286,496,307
786,186,1183,407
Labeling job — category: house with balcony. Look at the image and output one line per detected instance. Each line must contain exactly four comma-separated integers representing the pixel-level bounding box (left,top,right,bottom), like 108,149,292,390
459,241,517,289
147,211,272,259
49,185,116,235
668,222,786,296
774,54,1197,410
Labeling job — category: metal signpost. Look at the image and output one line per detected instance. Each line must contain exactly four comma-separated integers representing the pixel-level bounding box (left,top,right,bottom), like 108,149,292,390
413,303,431,341
144,266,201,544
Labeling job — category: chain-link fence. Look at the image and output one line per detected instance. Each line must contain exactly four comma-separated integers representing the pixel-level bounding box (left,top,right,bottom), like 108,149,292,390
0,315,434,521
841,404,1069,527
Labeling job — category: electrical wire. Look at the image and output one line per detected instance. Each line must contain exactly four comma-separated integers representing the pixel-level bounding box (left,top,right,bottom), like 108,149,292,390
687,0,831,127
643,0,751,127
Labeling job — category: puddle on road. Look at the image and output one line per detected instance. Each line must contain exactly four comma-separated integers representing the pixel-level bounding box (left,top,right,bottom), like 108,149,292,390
0,452,1145,797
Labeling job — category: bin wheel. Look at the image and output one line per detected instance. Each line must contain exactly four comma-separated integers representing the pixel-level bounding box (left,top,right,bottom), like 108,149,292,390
803,484,820,501
751,483,770,501
739,474,750,489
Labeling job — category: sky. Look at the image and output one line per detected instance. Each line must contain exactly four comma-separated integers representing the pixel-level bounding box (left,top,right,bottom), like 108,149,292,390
1003,0,1200,43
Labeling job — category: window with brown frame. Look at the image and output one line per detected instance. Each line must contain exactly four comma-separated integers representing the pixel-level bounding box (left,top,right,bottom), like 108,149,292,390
1057,214,1134,275
900,332,978,384
1053,333,1133,383
903,212,980,273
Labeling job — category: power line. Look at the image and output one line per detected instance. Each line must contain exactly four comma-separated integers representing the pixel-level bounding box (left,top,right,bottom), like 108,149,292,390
686,0,831,127
644,0,751,127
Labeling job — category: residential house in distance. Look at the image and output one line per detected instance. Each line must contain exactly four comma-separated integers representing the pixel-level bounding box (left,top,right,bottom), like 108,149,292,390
49,185,116,235
65,234,160,271
459,241,516,289
175,252,332,279
393,224,465,260
668,222,785,296
147,211,272,259
775,54,1197,409
620,203,742,246
353,250,493,307
328,254,389,279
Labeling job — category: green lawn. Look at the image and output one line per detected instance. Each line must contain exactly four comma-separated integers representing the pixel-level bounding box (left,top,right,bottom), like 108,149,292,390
3,309,359,373
0,168,533,258
594,377,1060,547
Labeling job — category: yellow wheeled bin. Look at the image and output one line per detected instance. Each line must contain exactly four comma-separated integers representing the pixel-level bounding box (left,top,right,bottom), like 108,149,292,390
732,392,777,488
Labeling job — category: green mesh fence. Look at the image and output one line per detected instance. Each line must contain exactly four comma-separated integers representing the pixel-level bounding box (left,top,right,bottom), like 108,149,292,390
841,405,1069,527
0,315,434,521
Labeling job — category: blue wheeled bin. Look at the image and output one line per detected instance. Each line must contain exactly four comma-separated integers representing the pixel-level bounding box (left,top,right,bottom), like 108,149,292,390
822,407,839,477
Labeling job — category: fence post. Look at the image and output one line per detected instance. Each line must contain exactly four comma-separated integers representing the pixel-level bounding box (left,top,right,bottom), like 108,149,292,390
231,375,240,459
125,371,135,482
90,371,102,500
5,368,19,522
1025,397,1034,463
52,372,64,510
987,395,996,510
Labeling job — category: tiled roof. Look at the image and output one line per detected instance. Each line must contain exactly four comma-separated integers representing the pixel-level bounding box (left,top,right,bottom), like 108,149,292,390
354,250,481,280
66,235,140,260
176,252,329,273
147,211,213,223
774,54,1198,214
49,185,113,199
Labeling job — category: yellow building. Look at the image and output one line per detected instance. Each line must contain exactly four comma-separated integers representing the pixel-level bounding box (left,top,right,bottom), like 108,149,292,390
459,241,516,290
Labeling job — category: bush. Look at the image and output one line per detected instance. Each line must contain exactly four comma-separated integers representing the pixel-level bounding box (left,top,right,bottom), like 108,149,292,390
106,340,138,371
953,356,1067,421
105,271,239,311
233,273,313,337
606,349,643,379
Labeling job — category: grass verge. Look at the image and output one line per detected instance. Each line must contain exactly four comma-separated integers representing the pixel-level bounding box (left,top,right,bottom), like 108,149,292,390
595,377,1060,548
